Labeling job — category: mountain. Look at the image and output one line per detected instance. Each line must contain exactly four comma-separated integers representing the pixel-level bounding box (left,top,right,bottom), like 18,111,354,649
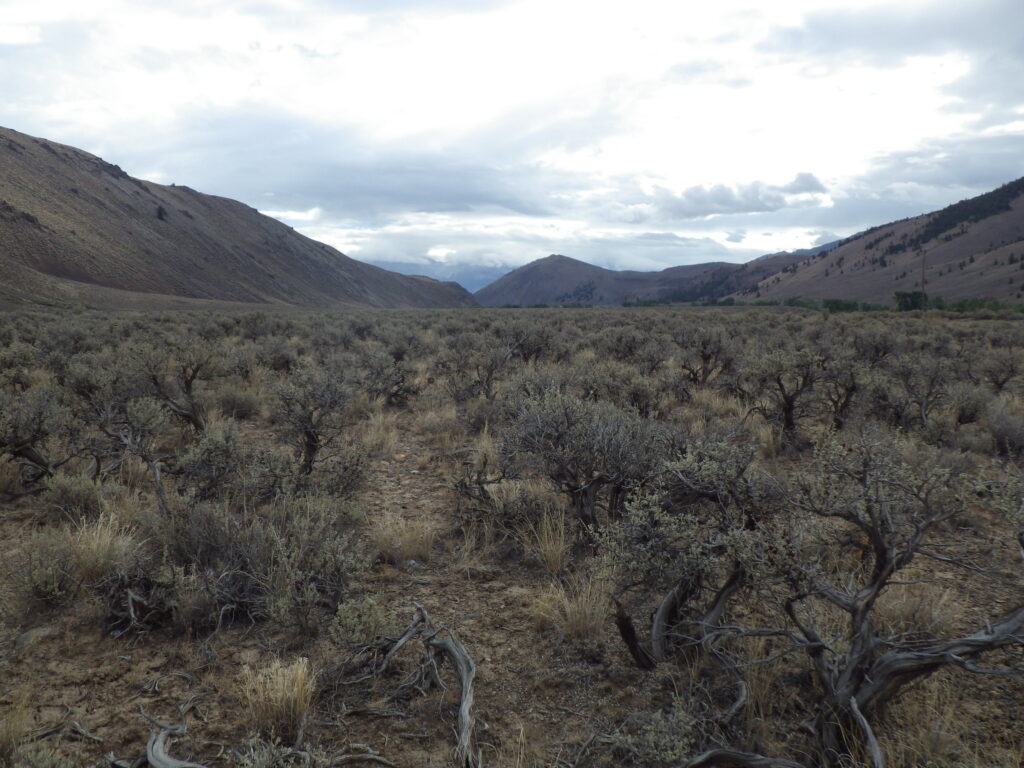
363,259,511,293
739,178,1024,305
473,253,804,307
0,126,475,309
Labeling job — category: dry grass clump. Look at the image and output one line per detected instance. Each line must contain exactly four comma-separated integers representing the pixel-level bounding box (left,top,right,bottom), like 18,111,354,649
360,409,400,458
67,514,140,586
366,508,438,566
755,421,783,459
516,507,572,575
0,700,29,768
875,671,1024,768
532,575,607,639
216,386,262,421
873,581,959,641
688,387,746,422
239,657,317,745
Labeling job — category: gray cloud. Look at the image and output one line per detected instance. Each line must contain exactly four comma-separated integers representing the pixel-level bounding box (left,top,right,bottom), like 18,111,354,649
642,174,828,221
100,106,585,224
765,0,1024,128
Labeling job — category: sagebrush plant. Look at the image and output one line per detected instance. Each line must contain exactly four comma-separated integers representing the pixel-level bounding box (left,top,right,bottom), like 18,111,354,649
328,593,386,647
240,658,317,745
3,306,1024,766
613,700,698,768
15,528,79,612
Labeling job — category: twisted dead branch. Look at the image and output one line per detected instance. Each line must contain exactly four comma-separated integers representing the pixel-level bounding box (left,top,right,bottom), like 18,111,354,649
358,604,481,768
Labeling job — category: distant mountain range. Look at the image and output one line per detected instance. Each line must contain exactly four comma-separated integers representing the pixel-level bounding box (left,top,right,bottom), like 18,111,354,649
474,252,805,306
475,179,1024,307
0,126,475,310
4,124,1021,311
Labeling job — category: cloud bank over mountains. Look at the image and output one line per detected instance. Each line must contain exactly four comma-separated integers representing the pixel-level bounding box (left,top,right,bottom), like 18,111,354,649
1,0,1021,287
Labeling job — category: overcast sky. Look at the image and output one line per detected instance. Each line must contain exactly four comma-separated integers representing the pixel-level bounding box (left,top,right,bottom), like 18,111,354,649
2,0,1022,288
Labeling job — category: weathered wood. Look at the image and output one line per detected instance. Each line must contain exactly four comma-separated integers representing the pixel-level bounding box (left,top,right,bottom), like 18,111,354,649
678,748,809,768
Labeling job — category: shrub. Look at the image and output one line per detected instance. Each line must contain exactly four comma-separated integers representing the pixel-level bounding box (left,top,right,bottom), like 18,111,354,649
111,497,364,635
328,593,386,647
502,392,663,529
40,474,104,522
15,529,79,612
218,387,261,420
986,397,1024,455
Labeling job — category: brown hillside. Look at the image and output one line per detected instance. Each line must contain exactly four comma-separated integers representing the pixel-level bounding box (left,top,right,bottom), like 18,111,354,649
0,126,476,309
743,178,1024,305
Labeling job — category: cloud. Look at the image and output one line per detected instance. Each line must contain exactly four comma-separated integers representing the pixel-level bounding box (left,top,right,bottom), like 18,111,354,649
765,0,1024,129
0,0,1020,289
640,174,828,221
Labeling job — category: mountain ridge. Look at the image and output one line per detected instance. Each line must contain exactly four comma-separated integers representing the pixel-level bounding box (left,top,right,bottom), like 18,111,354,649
0,126,476,309
474,178,1024,307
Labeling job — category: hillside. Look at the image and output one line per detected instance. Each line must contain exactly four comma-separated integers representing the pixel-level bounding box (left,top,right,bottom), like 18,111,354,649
474,253,804,307
0,126,475,309
743,178,1024,304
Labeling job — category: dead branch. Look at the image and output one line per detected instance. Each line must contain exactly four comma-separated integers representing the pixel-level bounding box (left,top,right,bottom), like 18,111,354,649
678,749,809,768
139,708,210,768
848,696,884,768
356,605,481,768
426,628,479,768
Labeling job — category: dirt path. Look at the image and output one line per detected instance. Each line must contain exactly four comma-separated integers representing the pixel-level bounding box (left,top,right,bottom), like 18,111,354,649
347,428,646,767
0,427,647,767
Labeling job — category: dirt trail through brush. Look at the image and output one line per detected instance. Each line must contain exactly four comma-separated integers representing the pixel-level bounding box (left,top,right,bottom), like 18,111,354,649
0,428,645,767
350,428,644,767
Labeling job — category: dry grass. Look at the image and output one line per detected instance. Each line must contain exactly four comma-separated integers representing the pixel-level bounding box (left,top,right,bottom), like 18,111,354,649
0,699,29,768
239,657,317,745
873,581,959,641
874,670,1024,768
116,456,151,492
450,523,500,578
67,514,140,586
366,508,438,566
517,507,572,575
689,387,746,421
532,575,607,639
360,409,400,458
0,461,21,498
755,421,783,459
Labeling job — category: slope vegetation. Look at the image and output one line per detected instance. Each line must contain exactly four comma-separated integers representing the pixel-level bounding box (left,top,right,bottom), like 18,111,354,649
0,126,475,309
744,178,1024,304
